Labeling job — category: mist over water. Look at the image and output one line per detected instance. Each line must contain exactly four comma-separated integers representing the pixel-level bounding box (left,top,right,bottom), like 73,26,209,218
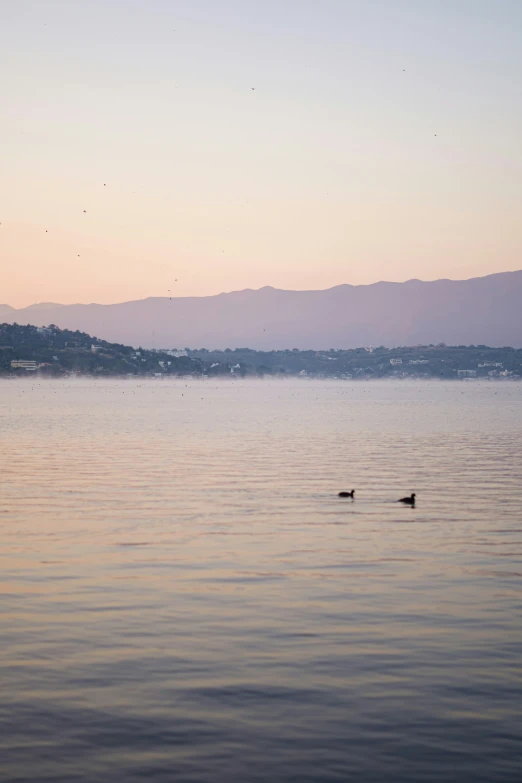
1,379,522,782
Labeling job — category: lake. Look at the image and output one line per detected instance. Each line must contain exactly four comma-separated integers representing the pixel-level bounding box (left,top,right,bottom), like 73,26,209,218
1,379,521,782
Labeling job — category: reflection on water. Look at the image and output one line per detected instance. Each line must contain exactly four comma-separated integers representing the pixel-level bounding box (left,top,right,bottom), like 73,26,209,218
1,380,522,782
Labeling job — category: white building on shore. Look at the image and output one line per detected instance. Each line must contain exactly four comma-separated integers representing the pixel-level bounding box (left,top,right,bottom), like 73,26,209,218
11,360,38,371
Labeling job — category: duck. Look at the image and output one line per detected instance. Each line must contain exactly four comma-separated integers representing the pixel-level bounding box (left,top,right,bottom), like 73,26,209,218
398,493,416,505
338,489,355,498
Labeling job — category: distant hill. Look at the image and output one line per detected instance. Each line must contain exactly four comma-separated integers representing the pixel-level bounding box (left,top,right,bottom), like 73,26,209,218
2,270,522,349
2,323,520,380
0,323,202,377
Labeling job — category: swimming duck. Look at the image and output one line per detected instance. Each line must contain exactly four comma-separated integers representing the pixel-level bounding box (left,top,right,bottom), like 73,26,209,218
338,490,355,498
398,493,416,505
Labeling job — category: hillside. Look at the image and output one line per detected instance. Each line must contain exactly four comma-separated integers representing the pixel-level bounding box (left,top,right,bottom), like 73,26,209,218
189,345,522,379
2,322,521,379
1,270,521,350
0,324,202,377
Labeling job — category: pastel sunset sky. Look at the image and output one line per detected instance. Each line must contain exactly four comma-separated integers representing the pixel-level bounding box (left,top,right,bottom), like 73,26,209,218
2,0,521,307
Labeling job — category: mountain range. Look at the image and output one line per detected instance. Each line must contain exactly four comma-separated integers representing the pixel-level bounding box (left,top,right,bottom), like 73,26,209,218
1,271,521,349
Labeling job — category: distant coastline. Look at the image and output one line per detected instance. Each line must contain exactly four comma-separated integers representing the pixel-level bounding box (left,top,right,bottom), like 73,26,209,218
2,323,521,380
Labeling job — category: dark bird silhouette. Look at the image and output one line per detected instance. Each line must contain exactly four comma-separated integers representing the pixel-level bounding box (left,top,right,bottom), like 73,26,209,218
338,490,355,498
83,210,86,213
398,493,416,505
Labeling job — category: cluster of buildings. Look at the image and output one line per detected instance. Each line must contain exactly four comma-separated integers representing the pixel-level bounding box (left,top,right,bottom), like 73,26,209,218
10,360,39,371
456,365,515,379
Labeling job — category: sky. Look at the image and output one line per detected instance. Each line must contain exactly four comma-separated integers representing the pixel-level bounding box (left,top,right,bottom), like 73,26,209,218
1,0,522,308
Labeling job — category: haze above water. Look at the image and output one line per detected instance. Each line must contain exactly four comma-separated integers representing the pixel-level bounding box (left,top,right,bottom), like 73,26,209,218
1,379,522,782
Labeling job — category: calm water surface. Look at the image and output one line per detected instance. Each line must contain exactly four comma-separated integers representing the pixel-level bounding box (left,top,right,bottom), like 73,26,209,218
1,380,522,782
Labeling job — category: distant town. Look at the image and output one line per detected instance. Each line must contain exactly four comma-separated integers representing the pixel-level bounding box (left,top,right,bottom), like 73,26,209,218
1,323,521,380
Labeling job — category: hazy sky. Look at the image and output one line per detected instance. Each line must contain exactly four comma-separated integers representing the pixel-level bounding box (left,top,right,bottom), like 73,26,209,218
1,0,521,307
